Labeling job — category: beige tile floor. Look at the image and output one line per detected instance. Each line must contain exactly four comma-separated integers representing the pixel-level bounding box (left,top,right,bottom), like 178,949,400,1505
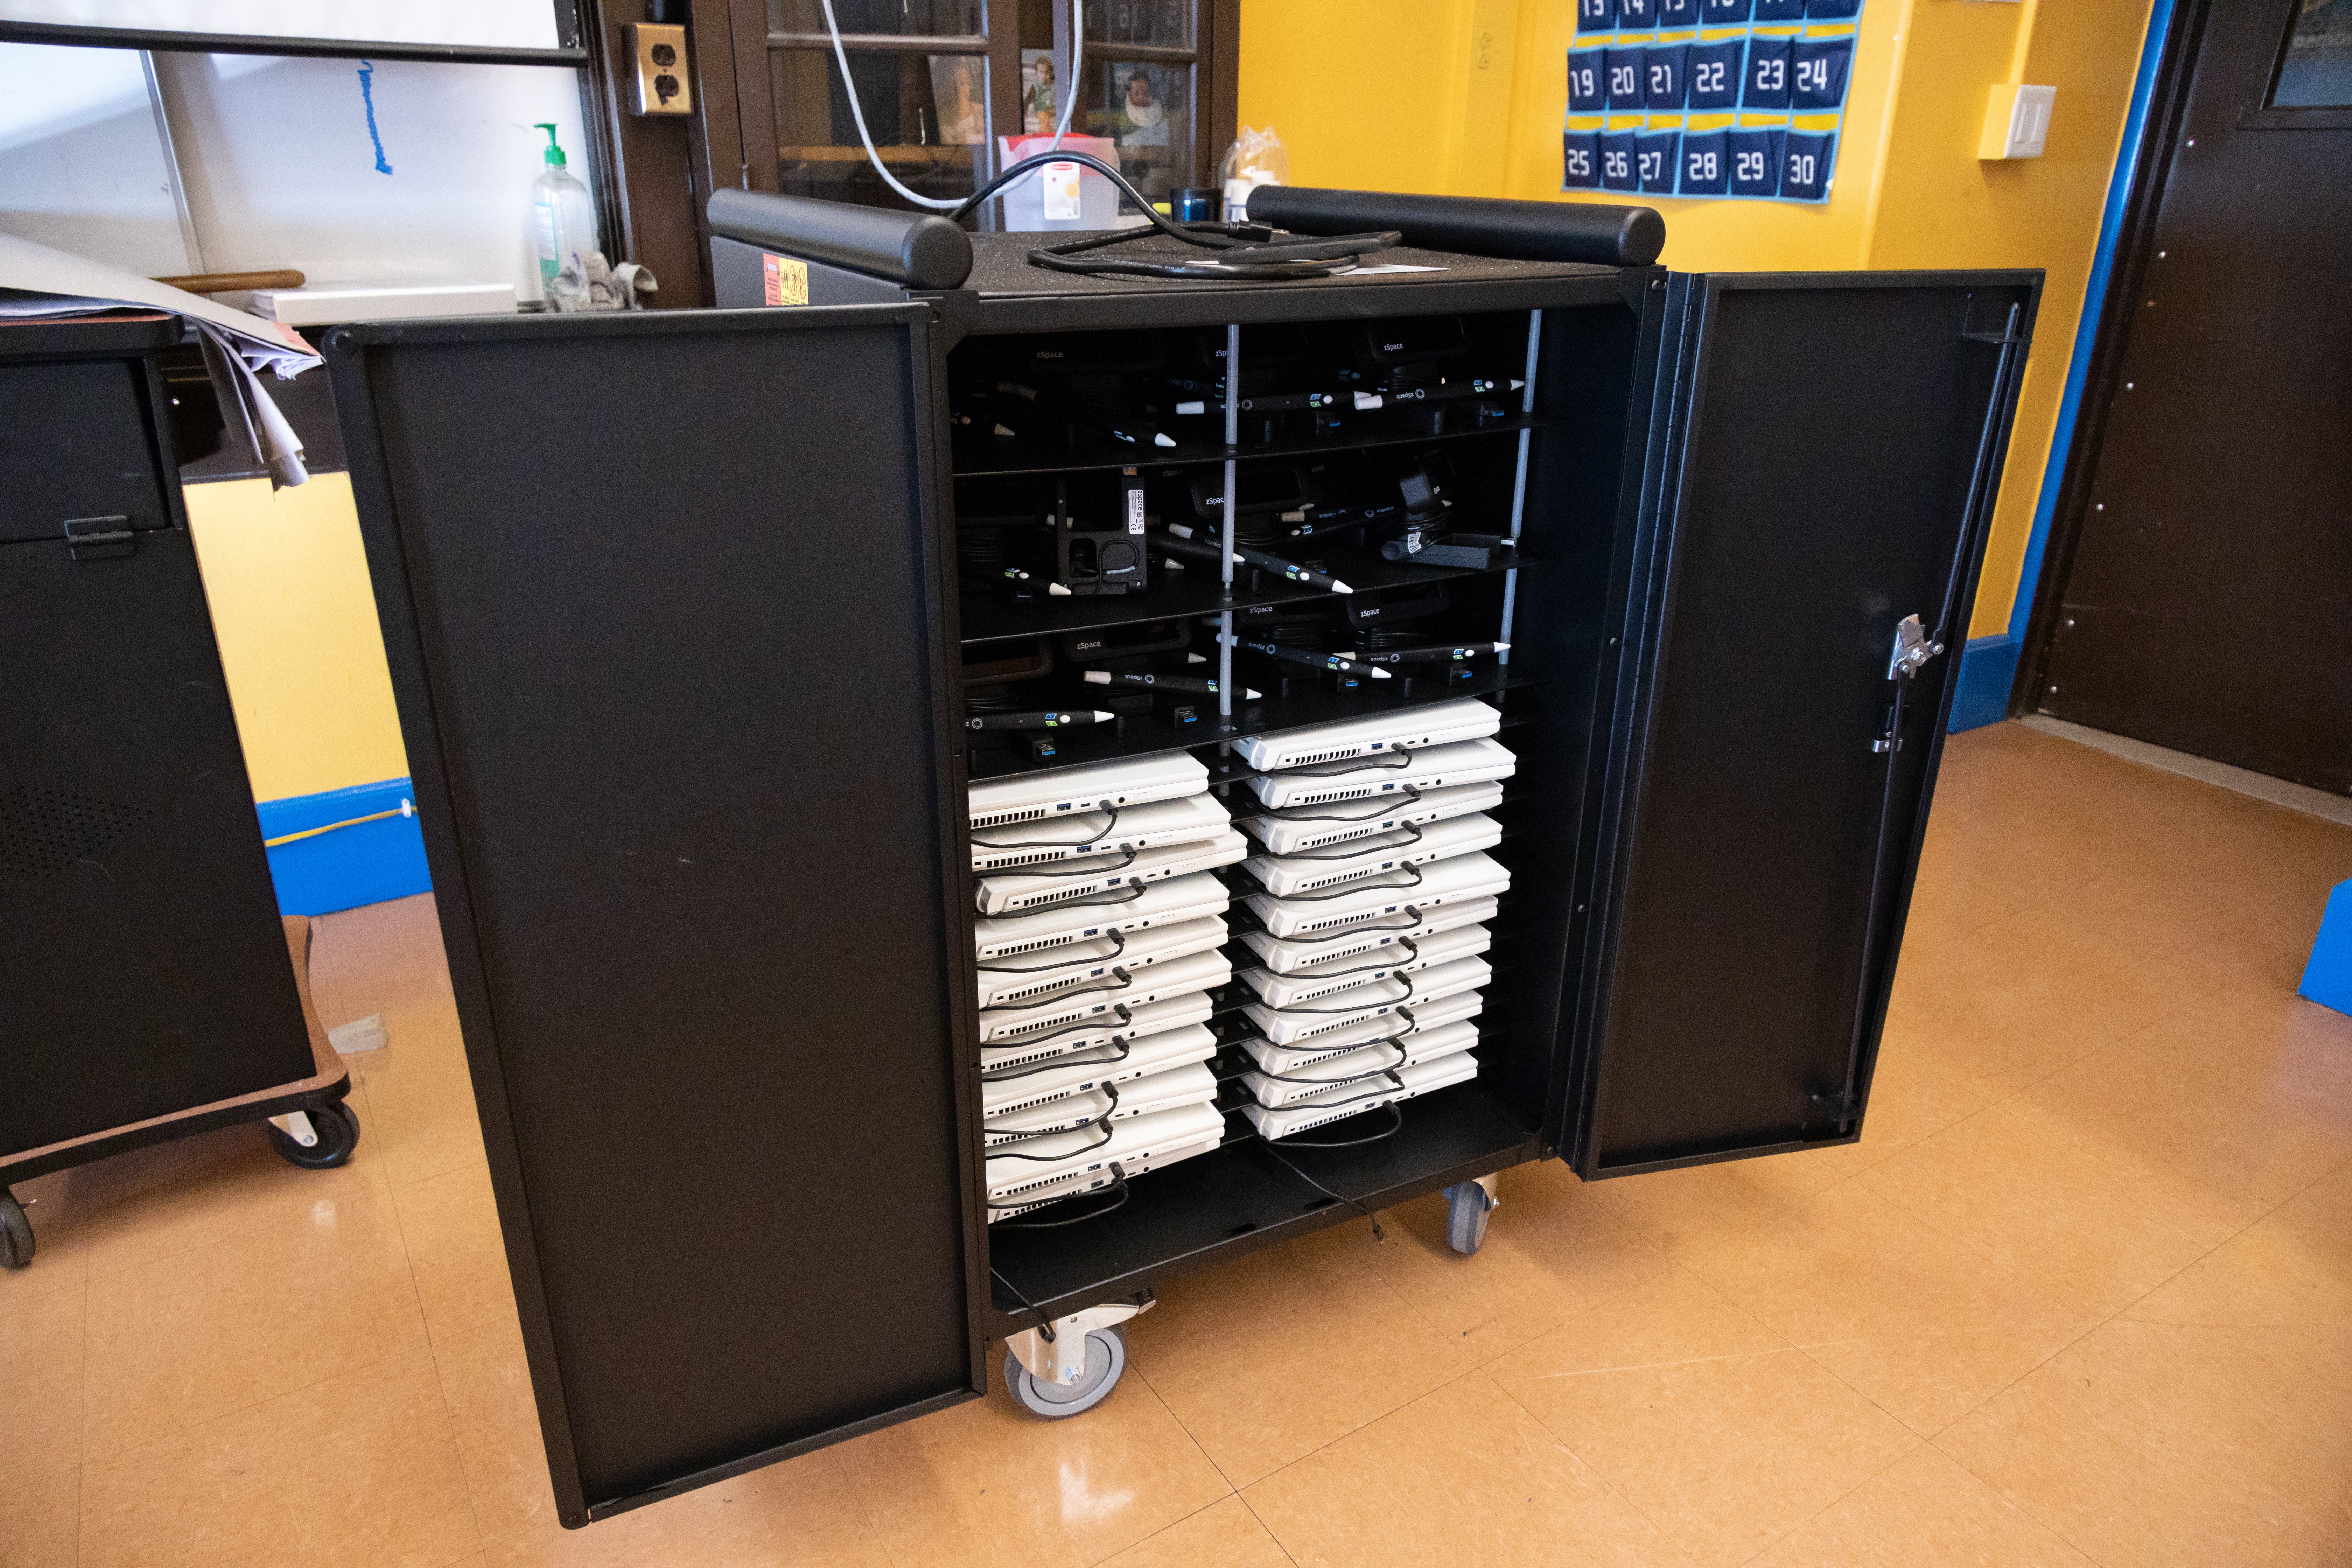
6,720,2351,1568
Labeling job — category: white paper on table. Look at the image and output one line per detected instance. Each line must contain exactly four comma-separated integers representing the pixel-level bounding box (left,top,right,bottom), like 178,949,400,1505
0,232,325,488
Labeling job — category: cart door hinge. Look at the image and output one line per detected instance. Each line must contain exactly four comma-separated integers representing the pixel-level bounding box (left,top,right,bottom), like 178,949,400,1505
1887,613,1944,682
64,516,136,560
1807,1088,1860,1136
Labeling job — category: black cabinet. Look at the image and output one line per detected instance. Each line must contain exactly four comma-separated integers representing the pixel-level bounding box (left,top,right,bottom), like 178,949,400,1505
327,243,2036,1526
2,318,317,1159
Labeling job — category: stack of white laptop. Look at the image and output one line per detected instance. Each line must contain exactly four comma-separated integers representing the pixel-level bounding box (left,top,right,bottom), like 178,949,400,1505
1227,698,1513,1140
967,752,1243,1221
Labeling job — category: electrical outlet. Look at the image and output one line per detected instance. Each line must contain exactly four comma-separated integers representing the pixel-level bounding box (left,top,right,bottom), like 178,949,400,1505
625,22,692,117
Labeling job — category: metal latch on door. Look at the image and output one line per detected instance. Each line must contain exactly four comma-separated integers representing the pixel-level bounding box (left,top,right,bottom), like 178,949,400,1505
1873,614,1946,754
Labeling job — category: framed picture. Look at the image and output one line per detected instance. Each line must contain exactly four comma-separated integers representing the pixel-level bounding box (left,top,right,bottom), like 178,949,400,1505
927,53,986,144
1021,47,1058,134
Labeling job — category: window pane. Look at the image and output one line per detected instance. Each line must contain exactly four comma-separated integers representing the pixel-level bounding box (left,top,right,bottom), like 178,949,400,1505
771,48,986,212
769,0,983,38
2274,0,2352,107
1091,59,1191,204
1084,0,1192,49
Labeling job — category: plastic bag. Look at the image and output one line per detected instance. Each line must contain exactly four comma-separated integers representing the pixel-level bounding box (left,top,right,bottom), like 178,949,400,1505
1218,126,1289,220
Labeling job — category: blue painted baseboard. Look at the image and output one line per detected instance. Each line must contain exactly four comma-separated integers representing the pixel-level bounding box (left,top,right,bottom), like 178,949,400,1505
256,777,433,917
1949,634,2020,733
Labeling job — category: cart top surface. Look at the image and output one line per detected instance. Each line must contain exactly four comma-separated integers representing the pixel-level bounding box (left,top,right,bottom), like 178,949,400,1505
955,231,1631,331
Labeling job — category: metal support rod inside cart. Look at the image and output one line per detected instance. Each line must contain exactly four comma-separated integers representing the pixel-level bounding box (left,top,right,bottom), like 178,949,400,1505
1496,309,1542,666
1218,323,1240,723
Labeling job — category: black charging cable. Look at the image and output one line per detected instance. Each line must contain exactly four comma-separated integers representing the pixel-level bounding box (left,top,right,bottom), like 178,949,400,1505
977,927,1125,974
990,1166,1133,1227
972,803,1120,851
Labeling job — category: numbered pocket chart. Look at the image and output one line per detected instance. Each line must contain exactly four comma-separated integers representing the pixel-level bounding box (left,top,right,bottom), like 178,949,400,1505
1565,0,1858,203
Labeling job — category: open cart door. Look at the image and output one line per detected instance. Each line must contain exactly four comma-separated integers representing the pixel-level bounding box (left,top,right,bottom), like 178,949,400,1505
1564,272,2038,1178
328,305,981,1524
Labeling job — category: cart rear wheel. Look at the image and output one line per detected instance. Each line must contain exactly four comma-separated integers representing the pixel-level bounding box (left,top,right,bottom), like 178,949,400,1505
269,1102,362,1170
1003,1325,1126,1419
1443,1179,1493,1255
1,1189,32,1270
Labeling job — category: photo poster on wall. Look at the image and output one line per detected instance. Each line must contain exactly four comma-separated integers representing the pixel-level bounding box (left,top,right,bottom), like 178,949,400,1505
1564,0,1860,204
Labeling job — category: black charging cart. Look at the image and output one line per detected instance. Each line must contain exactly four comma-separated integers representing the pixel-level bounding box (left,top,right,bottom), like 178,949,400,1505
2,316,363,1271
324,192,2037,1528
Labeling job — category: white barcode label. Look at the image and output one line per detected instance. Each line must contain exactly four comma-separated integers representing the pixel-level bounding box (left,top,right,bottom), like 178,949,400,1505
1044,163,1082,222
1126,488,1146,533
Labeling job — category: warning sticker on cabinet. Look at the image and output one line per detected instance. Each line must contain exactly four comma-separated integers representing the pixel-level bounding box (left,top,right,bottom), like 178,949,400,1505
762,253,809,307
1042,162,1083,223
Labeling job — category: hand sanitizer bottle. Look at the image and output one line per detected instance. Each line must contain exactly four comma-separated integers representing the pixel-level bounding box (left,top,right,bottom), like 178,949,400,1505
530,123,599,310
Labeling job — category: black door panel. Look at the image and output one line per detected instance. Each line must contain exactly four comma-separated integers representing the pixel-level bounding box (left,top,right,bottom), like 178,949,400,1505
1568,272,2036,1176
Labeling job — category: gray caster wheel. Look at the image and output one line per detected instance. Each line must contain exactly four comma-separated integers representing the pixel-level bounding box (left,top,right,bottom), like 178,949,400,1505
269,1102,361,1170
1003,1325,1127,1419
1,1188,32,1270
1443,1179,1494,1254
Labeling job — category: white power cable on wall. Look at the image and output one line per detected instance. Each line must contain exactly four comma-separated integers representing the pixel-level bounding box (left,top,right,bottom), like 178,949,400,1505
818,0,1081,213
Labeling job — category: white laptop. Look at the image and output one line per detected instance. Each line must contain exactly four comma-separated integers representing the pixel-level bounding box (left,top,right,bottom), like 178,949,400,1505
1238,895,1497,974
987,1101,1226,1221
1242,850,1510,939
1239,812,1500,898
974,828,1248,915
983,1060,1219,1145
972,791,1230,872
979,947,1232,1045
975,914,1227,1010
1240,923,1490,1009
1242,954,1490,1045
1233,698,1502,772
969,751,1208,831
980,1023,1219,1122
974,870,1230,961
1241,1050,1479,1142
978,987,1216,1077
1249,737,1517,810
1239,1019,1480,1108
1242,778,1503,857
1238,987,1486,1076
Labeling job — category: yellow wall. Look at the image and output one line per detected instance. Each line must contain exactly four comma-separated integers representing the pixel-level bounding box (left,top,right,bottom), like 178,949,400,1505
1240,0,2154,639
184,474,410,802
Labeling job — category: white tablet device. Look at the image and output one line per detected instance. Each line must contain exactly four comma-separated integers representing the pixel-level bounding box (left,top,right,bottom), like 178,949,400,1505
1241,778,1503,857
1238,895,1497,974
974,914,1227,1011
983,1060,1219,1145
980,1023,1218,1122
974,870,1230,960
978,947,1232,1045
1242,954,1489,1045
1239,1019,1480,1108
986,1101,1226,1219
1240,922,1490,1009
1241,850,1510,939
968,751,1208,831
977,987,1215,1077
974,828,1248,915
1248,737,1516,810
1239,811,1501,898
1237,987,1487,1076
1240,1050,1478,1142
972,791,1230,872
1233,697,1502,772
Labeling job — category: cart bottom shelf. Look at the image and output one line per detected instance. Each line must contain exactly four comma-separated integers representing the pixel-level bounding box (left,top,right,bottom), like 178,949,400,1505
985,1080,1539,1329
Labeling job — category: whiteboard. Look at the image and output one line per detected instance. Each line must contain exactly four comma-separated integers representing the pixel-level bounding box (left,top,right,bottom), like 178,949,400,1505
0,1,569,56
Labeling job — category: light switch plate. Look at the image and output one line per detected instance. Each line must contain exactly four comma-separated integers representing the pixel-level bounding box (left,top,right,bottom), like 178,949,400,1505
626,22,692,116
1981,83,2054,159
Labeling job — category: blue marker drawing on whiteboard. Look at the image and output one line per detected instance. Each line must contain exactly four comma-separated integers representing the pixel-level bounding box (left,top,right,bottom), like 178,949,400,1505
357,61,393,174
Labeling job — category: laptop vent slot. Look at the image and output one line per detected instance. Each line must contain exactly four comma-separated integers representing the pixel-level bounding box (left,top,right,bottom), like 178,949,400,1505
1281,783,1378,808
978,847,1070,870
1279,743,1370,768
972,804,1050,828
989,931,1082,957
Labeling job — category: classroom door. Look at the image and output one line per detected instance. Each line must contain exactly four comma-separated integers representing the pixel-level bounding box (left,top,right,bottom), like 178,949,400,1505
328,305,983,1526
1566,272,2037,1177
2035,0,2352,792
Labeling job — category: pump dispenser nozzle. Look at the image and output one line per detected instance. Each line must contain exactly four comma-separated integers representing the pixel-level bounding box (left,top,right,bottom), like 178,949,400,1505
535,123,567,166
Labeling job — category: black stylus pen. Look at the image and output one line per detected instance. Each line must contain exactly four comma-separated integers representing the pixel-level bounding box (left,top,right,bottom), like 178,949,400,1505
1350,642,1510,665
1223,636,1391,680
1082,671,1262,699
966,710,1118,732
1162,524,1354,594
